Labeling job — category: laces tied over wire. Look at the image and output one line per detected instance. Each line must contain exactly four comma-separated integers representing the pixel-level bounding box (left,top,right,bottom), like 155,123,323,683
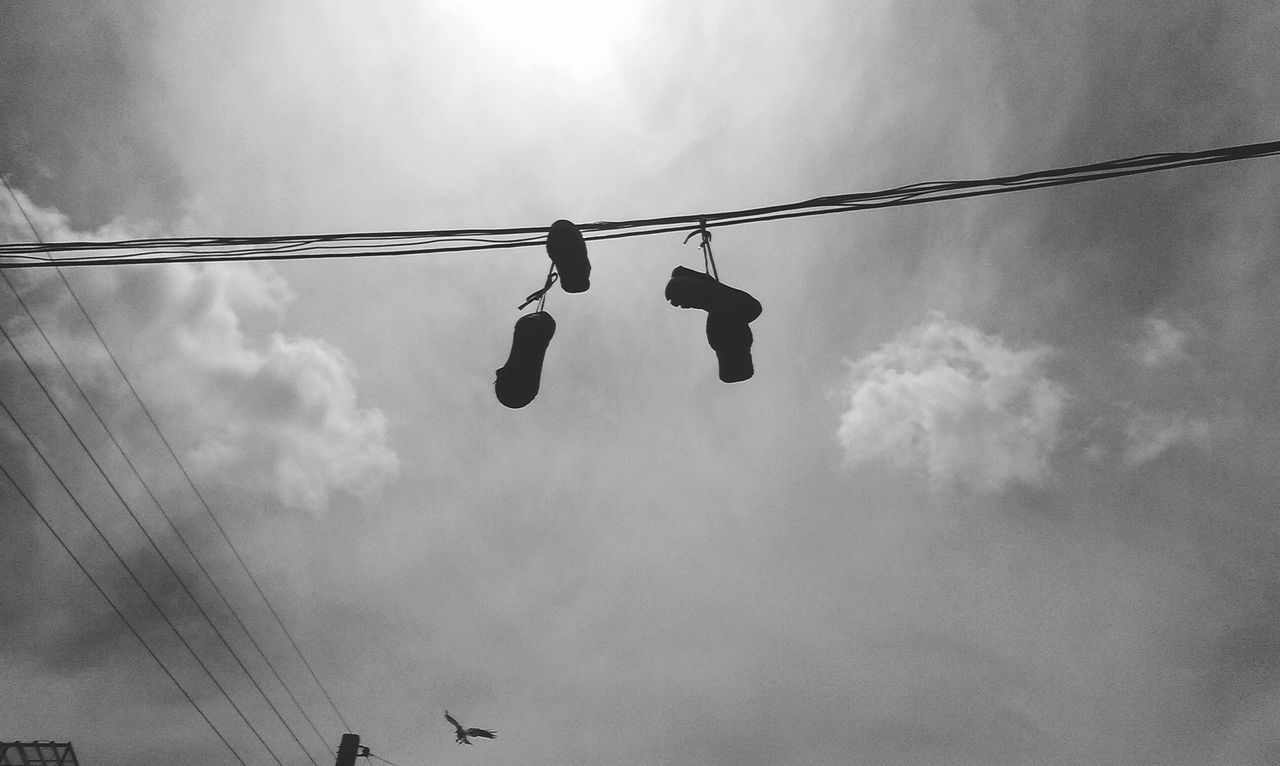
683,217,719,281
518,263,559,311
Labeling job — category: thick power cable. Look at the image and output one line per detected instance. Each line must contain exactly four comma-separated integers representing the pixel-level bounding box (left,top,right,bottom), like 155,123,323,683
0,389,288,766
0,271,330,763
0,460,250,766
2,138,1278,268
2,175,356,734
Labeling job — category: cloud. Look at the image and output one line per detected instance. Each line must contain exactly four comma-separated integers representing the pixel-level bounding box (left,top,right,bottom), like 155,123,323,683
1120,407,1213,466
1132,317,1190,369
1,184,397,513
837,314,1066,491
177,330,399,511
1073,316,1235,467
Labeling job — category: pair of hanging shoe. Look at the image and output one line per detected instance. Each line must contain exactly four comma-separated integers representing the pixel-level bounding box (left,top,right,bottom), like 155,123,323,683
495,221,763,407
665,266,761,383
495,220,588,408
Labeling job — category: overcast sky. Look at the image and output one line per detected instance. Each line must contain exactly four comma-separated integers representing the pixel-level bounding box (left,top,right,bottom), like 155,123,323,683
3,2,1280,765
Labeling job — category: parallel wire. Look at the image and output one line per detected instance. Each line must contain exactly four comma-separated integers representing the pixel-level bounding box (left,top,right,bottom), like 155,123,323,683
0,271,328,765
2,177,335,761
2,138,1278,269
0,387,286,765
2,175,356,736
0,460,250,766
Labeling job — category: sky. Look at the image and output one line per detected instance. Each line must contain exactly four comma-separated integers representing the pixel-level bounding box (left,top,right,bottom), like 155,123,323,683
2,1,1280,764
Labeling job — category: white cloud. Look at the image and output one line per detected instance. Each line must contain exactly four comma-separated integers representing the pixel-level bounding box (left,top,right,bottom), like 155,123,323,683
172,329,399,511
838,314,1067,491
1132,317,1189,369
1,186,398,512
1122,409,1213,466
1083,316,1226,467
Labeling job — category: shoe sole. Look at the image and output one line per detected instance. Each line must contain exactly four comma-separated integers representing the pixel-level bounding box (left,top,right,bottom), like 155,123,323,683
495,311,556,408
547,219,590,293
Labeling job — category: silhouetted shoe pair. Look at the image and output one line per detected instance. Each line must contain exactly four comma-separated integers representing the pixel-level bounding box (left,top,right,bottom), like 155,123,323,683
547,219,590,293
666,266,761,383
495,311,556,409
494,220,589,408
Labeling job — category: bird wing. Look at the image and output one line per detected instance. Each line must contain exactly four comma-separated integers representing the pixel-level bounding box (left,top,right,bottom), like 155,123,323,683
444,711,464,733
465,728,496,739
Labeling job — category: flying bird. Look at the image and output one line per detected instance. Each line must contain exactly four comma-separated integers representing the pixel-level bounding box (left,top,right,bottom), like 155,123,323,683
445,710,497,745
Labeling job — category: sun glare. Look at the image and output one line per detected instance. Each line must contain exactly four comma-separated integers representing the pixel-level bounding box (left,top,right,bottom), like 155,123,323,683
444,0,639,79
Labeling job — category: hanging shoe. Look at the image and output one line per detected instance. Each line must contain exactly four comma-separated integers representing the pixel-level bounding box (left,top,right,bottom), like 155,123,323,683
706,312,754,383
495,311,556,408
546,219,590,293
665,266,762,323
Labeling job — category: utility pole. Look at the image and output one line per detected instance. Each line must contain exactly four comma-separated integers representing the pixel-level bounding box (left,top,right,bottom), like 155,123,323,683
0,741,80,765
334,734,362,766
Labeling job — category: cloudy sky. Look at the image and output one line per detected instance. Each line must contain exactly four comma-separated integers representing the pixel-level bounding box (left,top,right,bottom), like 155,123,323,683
3,2,1280,764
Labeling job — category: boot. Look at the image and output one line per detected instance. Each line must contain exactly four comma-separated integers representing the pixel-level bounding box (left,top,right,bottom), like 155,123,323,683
665,266,761,323
705,312,754,383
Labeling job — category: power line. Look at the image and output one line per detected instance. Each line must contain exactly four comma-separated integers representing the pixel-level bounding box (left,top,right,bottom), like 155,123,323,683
0,460,250,766
0,271,328,765
54,272,358,737
0,389,287,766
1,175,356,736
2,138,1278,269
1,180,313,765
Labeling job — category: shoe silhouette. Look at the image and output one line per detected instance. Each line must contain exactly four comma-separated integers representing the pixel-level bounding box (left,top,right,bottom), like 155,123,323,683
665,266,761,323
706,312,754,383
495,311,556,408
547,219,590,293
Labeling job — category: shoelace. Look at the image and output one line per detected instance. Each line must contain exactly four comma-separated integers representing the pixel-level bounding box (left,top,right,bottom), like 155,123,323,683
518,264,559,311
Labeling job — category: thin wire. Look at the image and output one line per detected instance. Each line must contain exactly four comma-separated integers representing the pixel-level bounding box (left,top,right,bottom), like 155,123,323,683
3,138,1279,268
0,271,328,765
0,460,250,766
1,174,356,735
0,387,287,766
1,180,314,763
366,753,404,766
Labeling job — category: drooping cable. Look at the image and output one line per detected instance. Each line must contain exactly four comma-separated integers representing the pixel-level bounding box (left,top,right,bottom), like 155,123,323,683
0,387,288,766
2,138,1278,268
0,460,250,766
1,174,356,735
0,271,329,764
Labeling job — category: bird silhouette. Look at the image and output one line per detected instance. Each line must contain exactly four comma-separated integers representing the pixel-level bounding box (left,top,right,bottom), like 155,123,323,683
445,710,497,745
